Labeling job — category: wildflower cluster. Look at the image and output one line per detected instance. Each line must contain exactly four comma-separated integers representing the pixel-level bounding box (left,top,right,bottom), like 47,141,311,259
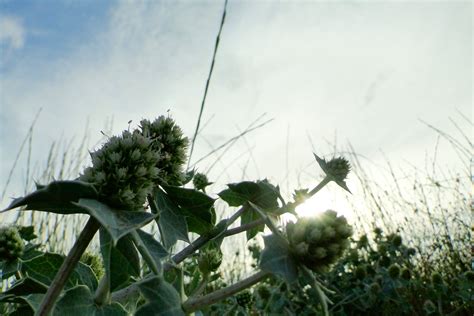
139,116,189,185
80,130,160,210
79,116,188,210
286,210,353,272
193,173,212,191
0,226,24,262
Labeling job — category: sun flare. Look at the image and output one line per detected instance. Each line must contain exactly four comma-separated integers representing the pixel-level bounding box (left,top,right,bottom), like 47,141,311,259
295,187,352,220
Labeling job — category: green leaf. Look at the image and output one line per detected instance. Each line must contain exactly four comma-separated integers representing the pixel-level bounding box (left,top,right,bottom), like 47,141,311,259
0,276,47,296
136,229,168,262
241,206,265,240
2,180,98,214
76,199,155,246
154,189,189,249
21,253,98,290
0,293,43,315
136,276,185,316
0,259,20,279
218,179,280,210
100,229,140,291
52,285,128,316
18,226,37,241
162,185,216,235
259,234,298,283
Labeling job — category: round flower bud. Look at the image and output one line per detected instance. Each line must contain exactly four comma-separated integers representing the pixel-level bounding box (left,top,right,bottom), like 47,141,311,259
193,173,211,191
80,130,160,210
401,268,411,280
431,272,443,285
257,285,271,300
198,247,223,275
388,264,400,278
324,157,351,182
464,271,474,282
80,252,104,279
369,282,381,295
139,116,189,186
0,226,25,262
287,210,353,272
357,234,369,248
391,234,402,247
407,248,416,256
235,290,252,308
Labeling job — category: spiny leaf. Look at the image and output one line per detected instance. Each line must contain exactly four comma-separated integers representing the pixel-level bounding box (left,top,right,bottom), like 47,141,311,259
21,253,98,291
136,276,185,316
218,179,280,211
259,234,298,283
75,198,155,246
99,229,140,291
2,180,98,214
154,189,189,249
52,285,127,316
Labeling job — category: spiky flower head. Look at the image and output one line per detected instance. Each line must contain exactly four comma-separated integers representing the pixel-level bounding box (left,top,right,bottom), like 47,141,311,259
313,154,351,192
80,130,160,210
286,210,353,272
193,173,212,191
401,268,411,280
369,282,381,295
388,263,400,278
139,116,189,186
81,252,105,279
0,226,25,262
431,272,443,285
390,234,402,247
235,290,253,308
198,246,223,274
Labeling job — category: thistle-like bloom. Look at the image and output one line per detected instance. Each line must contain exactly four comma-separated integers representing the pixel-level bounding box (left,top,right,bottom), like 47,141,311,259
198,247,223,274
193,173,212,191
388,263,400,278
0,226,24,262
286,210,353,273
139,116,189,186
80,130,160,210
313,154,351,192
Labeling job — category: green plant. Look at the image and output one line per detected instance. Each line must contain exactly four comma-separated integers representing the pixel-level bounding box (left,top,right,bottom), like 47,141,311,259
0,115,354,316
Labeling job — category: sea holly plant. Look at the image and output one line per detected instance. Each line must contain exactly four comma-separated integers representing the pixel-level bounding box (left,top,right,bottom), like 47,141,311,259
0,114,353,316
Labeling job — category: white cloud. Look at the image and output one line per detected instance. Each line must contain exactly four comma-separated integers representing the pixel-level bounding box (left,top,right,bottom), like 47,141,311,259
0,15,25,50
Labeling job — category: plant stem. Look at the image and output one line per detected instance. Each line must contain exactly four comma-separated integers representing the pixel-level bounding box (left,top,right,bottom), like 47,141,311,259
93,275,110,306
308,176,331,197
171,206,245,265
36,217,100,316
182,270,270,313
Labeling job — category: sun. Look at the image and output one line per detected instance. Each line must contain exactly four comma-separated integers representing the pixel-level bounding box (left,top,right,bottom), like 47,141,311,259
295,187,353,220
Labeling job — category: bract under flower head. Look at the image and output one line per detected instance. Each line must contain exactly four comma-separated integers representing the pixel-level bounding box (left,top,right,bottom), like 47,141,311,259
313,153,351,192
139,116,189,185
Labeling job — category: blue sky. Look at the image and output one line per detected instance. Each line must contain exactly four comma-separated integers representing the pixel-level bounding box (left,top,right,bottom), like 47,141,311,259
0,1,471,218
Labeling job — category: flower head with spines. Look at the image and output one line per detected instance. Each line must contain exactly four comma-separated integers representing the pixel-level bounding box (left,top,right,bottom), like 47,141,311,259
0,226,25,262
80,130,160,210
313,154,351,192
286,210,353,273
139,116,189,186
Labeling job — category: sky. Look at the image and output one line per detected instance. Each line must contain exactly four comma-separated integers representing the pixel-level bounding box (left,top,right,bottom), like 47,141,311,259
0,0,471,219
